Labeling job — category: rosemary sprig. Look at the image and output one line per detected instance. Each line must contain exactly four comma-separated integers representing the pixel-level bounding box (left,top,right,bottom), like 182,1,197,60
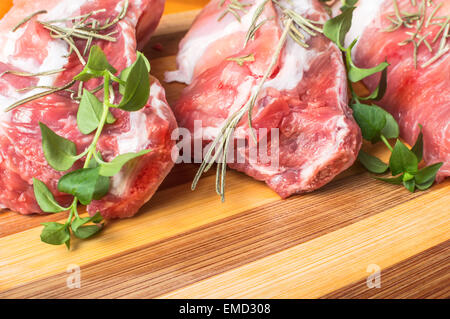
422,21,449,67
192,19,294,201
273,0,324,48
194,1,323,200
0,68,65,78
384,0,422,32
218,0,251,22
227,53,255,66
244,0,270,46
12,10,47,32
386,0,449,69
4,80,76,112
4,0,129,111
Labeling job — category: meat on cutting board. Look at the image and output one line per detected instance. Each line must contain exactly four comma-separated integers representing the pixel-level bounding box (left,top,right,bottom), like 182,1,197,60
345,0,449,181
166,0,361,198
0,0,178,218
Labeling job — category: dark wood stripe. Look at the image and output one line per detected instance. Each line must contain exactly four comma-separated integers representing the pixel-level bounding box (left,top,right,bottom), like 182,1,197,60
0,171,429,298
321,241,450,299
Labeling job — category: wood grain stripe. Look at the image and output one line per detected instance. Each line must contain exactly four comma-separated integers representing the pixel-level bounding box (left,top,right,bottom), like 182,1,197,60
0,172,279,291
156,183,449,298
0,173,436,298
321,241,450,299
0,164,208,238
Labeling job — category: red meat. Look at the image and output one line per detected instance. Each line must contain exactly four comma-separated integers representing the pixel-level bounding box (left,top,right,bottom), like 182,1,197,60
166,0,361,198
346,0,449,181
0,0,178,218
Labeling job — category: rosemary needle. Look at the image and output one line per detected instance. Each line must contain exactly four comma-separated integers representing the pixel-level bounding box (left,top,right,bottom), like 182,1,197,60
12,10,47,32
5,80,76,112
192,19,294,201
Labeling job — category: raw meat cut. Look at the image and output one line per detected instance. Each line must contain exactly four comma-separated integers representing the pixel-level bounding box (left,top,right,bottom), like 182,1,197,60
166,0,362,198
0,0,177,218
344,0,449,181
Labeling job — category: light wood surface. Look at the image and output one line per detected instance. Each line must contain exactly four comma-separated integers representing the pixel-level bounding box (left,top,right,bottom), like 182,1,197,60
0,2,449,299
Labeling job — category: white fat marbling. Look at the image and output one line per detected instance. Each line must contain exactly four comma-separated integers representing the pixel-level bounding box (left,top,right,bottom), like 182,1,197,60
341,0,384,49
299,115,350,184
165,0,269,85
116,111,149,154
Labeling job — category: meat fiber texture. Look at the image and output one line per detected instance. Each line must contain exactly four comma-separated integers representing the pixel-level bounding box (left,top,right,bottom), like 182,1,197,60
344,0,449,181
166,0,361,198
0,0,178,219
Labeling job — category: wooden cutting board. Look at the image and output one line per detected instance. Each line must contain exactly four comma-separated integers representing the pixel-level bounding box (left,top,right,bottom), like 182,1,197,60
0,7,449,299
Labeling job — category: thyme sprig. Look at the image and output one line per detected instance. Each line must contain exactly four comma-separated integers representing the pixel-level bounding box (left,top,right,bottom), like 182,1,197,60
33,46,152,249
325,1,443,192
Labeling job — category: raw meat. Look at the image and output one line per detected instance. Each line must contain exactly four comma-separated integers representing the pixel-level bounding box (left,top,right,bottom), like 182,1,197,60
166,0,361,198
345,0,449,180
0,0,177,218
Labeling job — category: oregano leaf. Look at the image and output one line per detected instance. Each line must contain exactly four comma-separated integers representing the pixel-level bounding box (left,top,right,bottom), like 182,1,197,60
358,150,389,174
33,178,68,213
40,222,70,246
39,122,79,171
389,140,418,176
99,150,151,177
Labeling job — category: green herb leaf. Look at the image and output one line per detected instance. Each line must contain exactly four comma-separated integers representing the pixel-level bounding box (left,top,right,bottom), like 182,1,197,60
40,222,70,246
71,211,104,240
323,6,355,50
358,150,389,174
118,52,150,95
352,102,386,142
33,178,68,213
117,53,150,111
99,150,151,177
415,162,443,185
72,225,102,239
416,178,435,191
403,172,415,181
58,167,105,205
358,62,388,101
71,212,103,232
89,153,111,200
403,178,416,192
77,89,116,135
339,0,358,11
381,112,399,139
74,45,117,82
389,140,418,176
345,42,390,82
39,122,79,171
411,125,424,162
376,174,404,185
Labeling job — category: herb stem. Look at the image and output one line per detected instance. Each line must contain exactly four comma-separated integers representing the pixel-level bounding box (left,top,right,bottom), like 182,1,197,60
84,72,111,168
381,134,394,152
